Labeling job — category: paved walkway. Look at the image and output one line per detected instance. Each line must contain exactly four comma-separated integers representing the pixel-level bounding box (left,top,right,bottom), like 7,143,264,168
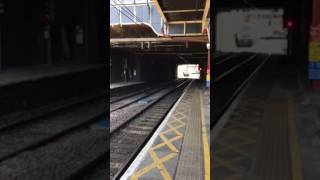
110,81,144,90
0,64,104,87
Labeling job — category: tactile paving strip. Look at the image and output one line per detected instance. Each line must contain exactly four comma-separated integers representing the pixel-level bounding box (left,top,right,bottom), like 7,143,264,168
251,99,291,180
175,89,203,180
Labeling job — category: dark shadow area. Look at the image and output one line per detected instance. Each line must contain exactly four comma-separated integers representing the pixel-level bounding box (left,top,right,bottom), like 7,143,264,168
0,0,108,179
212,0,320,179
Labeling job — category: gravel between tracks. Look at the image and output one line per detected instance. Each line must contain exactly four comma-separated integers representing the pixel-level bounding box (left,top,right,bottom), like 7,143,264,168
0,91,105,131
110,84,182,133
0,127,107,180
0,98,106,162
110,87,162,112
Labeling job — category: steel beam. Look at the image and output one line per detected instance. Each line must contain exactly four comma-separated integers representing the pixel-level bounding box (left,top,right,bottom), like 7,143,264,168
110,36,208,43
202,0,210,31
152,0,167,23
163,9,204,13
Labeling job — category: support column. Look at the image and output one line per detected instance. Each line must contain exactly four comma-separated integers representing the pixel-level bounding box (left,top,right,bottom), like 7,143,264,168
206,46,210,88
206,19,210,88
309,0,320,91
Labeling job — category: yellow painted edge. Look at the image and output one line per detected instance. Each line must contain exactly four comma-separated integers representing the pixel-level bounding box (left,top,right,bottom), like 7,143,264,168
200,91,210,180
288,96,303,180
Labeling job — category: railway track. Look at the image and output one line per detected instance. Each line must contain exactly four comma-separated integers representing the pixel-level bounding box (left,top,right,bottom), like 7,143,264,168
110,80,183,112
110,80,183,104
71,80,187,180
0,90,106,131
0,92,107,180
0,76,190,179
109,80,191,179
0,67,107,180
0,79,188,179
0,97,106,162
0,117,107,180
110,83,150,102
212,53,271,128
75,157,108,180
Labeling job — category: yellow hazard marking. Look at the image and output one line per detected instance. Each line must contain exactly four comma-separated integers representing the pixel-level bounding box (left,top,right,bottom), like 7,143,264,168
309,42,320,61
212,101,259,179
288,96,303,180
200,91,210,180
131,108,187,180
214,156,246,174
130,152,176,180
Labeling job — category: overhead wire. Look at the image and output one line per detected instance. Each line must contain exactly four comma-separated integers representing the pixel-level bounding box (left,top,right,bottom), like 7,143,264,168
112,0,145,24
111,3,137,24
119,0,145,23
111,0,137,22
110,0,153,49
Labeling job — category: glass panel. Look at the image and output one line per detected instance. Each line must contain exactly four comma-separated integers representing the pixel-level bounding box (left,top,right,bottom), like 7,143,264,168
121,6,135,23
186,23,202,33
169,24,184,34
110,6,120,24
136,5,149,23
122,0,135,4
135,0,148,3
151,5,162,33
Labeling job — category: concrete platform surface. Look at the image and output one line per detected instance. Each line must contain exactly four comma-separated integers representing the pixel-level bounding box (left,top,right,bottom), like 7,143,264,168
110,81,144,89
120,81,210,180
0,63,105,87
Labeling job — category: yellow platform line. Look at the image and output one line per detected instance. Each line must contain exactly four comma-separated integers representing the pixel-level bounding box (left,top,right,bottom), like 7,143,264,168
288,96,303,180
200,91,210,180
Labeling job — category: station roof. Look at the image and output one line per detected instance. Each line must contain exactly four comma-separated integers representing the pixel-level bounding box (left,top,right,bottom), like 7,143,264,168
157,0,208,21
214,0,290,8
155,0,210,30
110,0,210,59
110,25,158,38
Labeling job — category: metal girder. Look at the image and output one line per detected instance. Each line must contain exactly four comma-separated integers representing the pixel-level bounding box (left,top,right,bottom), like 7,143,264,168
163,9,205,13
134,52,208,55
167,20,202,24
202,0,210,31
152,0,167,23
110,36,208,43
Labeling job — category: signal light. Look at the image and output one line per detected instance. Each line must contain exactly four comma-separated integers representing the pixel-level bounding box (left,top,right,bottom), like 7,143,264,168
287,20,293,28
284,18,296,30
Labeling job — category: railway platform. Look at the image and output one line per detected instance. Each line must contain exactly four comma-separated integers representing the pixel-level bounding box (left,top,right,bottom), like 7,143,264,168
212,57,320,179
0,63,105,88
120,81,210,180
110,81,144,90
